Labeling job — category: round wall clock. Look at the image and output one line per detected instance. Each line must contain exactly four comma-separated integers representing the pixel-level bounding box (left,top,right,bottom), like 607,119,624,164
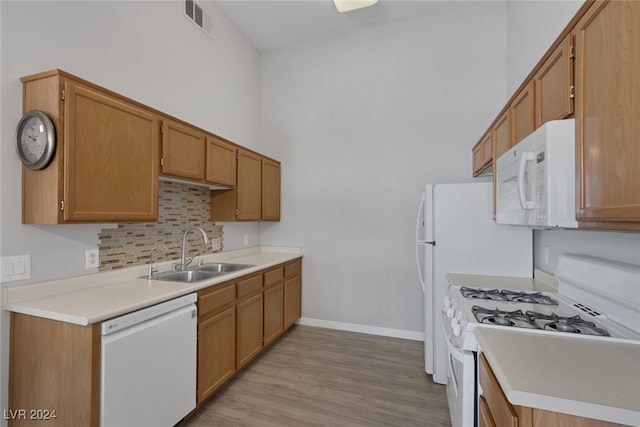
15,110,56,170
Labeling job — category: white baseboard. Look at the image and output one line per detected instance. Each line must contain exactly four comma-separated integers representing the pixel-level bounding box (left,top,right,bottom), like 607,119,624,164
296,317,424,341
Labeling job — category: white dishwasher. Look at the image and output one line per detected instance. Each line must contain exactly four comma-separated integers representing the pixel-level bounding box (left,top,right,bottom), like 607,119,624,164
101,293,197,427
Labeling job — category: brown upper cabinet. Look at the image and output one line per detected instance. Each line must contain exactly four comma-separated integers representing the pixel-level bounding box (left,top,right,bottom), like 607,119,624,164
261,158,281,221
472,129,493,177
236,150,262,221
472,0,640,230
534,33,574,127
21,70,159,223
161,119,205,181
510,80,536,146
574,0,640,229
21,69,281,224
206,136,236,187
211,150,281,222
493,109,511,161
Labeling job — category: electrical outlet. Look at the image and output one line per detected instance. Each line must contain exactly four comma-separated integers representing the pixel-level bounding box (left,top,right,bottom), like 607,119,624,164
211,238,221,251
243,235,249,246
85,248,100,269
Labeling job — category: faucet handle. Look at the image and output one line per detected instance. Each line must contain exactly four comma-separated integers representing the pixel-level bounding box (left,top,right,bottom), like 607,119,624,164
149,244,168,277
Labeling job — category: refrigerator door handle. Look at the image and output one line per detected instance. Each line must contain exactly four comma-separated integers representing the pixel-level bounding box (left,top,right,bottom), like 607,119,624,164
415,242,426,294
415,191,426,242
415,192,427,294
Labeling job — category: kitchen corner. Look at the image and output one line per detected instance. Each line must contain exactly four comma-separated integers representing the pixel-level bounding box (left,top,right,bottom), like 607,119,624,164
5,246,303,427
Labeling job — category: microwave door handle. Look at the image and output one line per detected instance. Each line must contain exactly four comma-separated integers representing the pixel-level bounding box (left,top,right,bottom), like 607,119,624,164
517,152,536,210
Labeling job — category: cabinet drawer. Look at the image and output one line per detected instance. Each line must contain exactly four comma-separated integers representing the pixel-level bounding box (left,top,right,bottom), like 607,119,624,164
479,353,518,427
284,259,301,278
237,274,262,299
264,266,284,288
198,283,235,317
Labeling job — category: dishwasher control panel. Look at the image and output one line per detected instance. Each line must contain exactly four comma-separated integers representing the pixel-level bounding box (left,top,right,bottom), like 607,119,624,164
101,293,197,335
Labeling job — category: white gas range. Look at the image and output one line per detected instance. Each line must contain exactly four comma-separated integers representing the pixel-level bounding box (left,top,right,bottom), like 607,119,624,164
440,254,640,427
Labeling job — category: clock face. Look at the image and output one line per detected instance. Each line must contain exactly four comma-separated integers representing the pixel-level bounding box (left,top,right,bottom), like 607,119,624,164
16,110,55,170
20,116,48,163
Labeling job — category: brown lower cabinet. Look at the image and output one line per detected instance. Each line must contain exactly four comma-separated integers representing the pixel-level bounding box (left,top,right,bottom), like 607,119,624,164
8,258,302,426
479,353,624,427
196,258,302,407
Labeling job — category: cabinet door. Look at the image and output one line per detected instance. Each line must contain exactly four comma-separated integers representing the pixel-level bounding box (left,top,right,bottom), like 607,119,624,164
284,275,301,329
493,110,511,160
479,396,497,427
535,33,574,127
261,158,281,221
574,0,640,228
473,130,492,176
510,80,535,145
197,307,235,404
236,293,263,369
10,313,101,427
263,283,284,346
206,136,236,186
161,119,205,180
479,354,518,427
236,150,262,221
64,81,159,221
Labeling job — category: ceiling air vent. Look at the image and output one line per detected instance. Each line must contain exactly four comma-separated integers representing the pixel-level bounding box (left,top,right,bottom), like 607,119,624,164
184,0,213,39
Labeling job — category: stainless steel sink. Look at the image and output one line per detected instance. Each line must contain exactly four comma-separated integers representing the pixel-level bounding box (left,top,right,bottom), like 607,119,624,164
143,262,255,283
196,262,255,273
144,269,222,283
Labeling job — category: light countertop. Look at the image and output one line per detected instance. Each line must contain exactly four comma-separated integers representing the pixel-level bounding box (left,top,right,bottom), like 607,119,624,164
4,246,302,326
446,269,558,293
475,327,640,426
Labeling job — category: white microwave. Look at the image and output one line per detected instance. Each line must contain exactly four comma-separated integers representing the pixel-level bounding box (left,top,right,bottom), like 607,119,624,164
496,119,577,228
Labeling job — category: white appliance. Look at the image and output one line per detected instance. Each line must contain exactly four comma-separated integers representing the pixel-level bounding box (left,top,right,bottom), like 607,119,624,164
496,119,577,228
415,182,532,386
101,293,197,427
441,254,640,427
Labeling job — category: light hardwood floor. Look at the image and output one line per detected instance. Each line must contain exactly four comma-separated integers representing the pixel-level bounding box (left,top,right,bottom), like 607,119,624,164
182,325,451,426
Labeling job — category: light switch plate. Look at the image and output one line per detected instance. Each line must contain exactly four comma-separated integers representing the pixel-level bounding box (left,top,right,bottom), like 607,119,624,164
0,255,32,283
211,238,221,251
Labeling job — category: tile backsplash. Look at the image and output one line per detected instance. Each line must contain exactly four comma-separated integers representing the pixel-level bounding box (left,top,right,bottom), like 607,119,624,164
98,180,223,271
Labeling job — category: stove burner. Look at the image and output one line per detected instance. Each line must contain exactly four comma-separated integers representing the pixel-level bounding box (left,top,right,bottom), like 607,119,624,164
470,306,612,336
460,287,558,305
460,287,507,301
527,312,611,337
472,306,539,329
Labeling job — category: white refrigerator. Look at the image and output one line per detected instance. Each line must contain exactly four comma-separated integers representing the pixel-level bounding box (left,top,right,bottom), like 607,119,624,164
415,182,532,384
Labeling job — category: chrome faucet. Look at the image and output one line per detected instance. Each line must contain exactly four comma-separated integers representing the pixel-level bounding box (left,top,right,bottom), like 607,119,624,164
176,226,210,271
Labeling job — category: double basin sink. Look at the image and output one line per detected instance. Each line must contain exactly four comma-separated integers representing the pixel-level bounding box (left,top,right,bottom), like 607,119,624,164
145,262,255,283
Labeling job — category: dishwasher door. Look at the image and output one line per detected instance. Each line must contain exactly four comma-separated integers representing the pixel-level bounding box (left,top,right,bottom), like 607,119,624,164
101,295,197,427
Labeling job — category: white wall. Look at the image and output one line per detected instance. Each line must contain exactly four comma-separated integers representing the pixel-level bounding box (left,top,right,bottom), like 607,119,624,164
259,3,507,336
505,0,640,272
0,1,260,421
506,0,583,94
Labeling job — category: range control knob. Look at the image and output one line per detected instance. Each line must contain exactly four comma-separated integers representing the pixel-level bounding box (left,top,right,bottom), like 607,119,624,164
446,307,455,318
453,323,462,336
443,296,452,310
450,317,459,329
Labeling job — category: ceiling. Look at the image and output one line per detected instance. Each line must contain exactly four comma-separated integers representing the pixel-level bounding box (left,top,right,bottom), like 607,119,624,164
216,0,479,51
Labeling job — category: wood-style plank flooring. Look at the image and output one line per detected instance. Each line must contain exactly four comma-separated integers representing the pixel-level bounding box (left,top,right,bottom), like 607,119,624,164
182,325,451,426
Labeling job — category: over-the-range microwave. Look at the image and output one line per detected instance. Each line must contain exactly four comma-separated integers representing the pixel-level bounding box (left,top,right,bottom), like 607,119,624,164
496,119,577,228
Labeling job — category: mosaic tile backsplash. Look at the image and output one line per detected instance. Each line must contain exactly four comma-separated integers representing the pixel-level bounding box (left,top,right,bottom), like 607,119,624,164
98,180,223,271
